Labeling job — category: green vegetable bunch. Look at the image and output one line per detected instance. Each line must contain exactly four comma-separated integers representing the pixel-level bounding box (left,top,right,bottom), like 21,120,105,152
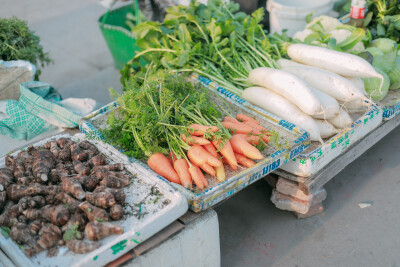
0,17,51,79
365,0,400,42
102,71,224,159
122,0,280,95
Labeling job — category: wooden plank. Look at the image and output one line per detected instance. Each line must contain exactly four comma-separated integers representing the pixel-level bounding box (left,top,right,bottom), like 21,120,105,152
298,116,400,194
273,169,311,184
178,210,203,225
105,251,135,267
133,221,184,257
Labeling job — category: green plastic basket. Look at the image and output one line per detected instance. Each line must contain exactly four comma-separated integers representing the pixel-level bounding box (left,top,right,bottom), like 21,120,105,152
98,3,141,69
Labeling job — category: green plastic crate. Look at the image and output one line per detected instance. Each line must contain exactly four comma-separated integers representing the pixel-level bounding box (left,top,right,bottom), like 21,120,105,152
98,4,142,69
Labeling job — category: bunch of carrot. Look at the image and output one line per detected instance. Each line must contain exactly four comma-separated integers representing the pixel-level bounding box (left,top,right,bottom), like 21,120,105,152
147,113,271,190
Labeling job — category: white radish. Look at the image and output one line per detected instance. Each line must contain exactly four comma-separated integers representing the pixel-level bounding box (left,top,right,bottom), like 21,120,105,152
343,76,366,95
340,100,367,112
248,67,323,116
287,44,384,92
314,119,340,139
242,87,323,143
311,88,340,119
328,109,353,129
277,58,304,68
281,65,367,102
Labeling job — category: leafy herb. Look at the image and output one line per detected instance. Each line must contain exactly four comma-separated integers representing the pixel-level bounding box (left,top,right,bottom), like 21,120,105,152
365,0,400,42
0,17,52,79
63,223,79,241
122,0,280,94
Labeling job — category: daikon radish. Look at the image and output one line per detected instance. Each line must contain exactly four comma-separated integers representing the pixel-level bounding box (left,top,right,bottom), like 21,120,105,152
277,58,304,68
248,67,323,116
281,65,367,102
242,87,323,143
340,100,367,112
310,88,340,119
287,44,384,92
328,109,353,129
344,76,366,95
314,119,340,139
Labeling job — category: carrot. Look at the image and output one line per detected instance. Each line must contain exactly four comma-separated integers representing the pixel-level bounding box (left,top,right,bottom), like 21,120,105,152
236,113,259,125
235,153,255,168
168,151,177,165
187,145,222,168
215,164,226,182
203,143,219,158
223,116,239,123
148,153,180,184
189,124,219,136
181,134,210,145
173,159,192,188
199,163,216,177
203,144,226,182
243,121,271,135
230,135,264,160
237,134,260,146
222,121,253,134
212,140,237,170
188,165,205,189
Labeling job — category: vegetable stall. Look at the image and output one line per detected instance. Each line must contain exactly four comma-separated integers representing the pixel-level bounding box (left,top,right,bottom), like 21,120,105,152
1,0,400,265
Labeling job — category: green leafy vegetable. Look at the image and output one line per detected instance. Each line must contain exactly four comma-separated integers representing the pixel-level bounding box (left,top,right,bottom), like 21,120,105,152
388,57,400,90
122,0,280,94
363,67,390,100
365,0,400,42
63,223,79,241
1,226,10,238
0,17,52,79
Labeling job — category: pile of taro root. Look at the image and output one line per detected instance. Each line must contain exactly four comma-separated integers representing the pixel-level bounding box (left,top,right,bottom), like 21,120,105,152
0,137,132,257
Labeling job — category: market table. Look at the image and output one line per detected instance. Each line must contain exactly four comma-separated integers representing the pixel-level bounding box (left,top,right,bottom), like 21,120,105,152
271,113,400,217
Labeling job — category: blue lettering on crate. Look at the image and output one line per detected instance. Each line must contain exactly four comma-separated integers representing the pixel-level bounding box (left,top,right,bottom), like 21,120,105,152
216,87,246,104
289,145,305,160
248,159,281,182
278,120,295,131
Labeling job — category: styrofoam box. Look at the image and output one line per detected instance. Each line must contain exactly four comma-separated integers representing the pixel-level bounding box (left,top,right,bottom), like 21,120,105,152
80,73,311,212
0,134,188,267
278,103,383,177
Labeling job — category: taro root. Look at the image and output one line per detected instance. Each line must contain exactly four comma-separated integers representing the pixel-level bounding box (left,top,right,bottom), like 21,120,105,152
73,160,90,176
0,191,6,211
62,210,86,232
32,150,56,182
79,201,109,222
55,192,81,213
61,177,85,200
110,204,124,220
13,164,25,179
18,215,27,223
16,176,33,185
0,168,13,191
0,202,18,227
57,138,73,149
42,205,70,226
94,186,126,204
10,222,36,246
92,163,123,173
58,147,71,162
5,155,16,167
7,183,48,201
78,140,99,158
76,176,98,191
85,221,123,241
25,223,63,256
46,185,62,195
67,240,101,254
70,144,88,162
88,154,106,167
100,174,130,188
29,219,43,235
22,209,41,220
85,191,116,209
49,140,61,158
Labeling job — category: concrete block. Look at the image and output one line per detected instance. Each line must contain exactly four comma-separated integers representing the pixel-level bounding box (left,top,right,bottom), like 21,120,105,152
294,203,324,219
276,177,311,201
311,188,327,206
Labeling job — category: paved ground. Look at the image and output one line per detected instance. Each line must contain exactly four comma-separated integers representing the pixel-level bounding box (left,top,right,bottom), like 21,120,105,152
2,2,400,267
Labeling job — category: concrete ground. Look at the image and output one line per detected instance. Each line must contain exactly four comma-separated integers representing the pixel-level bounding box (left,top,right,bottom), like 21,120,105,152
2,2,400,267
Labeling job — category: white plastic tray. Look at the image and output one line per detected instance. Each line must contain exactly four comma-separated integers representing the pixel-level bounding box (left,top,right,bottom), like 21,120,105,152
0,134,188,267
